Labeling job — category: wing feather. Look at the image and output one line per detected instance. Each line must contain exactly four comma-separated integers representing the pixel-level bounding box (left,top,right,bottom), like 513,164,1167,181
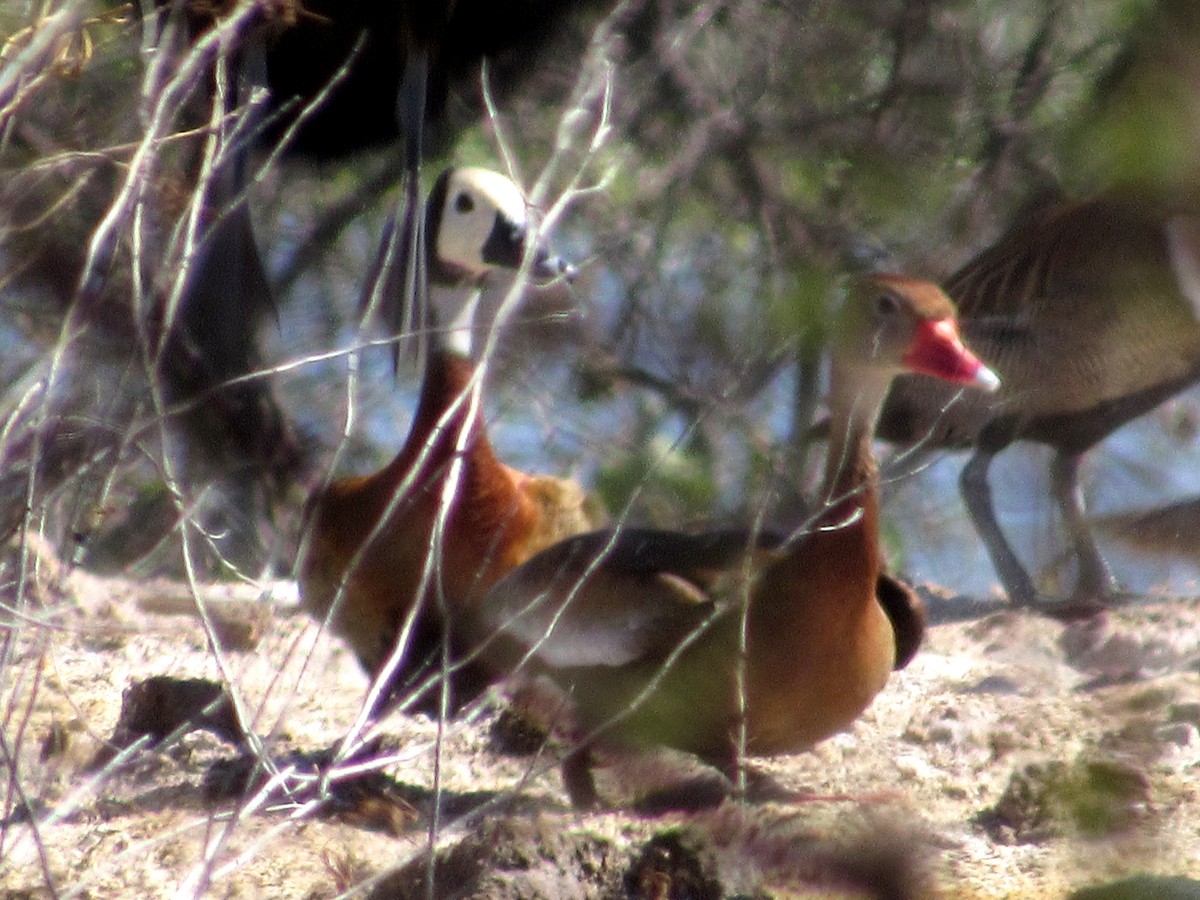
480,527,784,669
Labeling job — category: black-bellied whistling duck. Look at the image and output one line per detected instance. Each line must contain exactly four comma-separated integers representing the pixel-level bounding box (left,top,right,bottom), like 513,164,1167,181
469,275,998,808
299,166,602,716
877,195,1200,615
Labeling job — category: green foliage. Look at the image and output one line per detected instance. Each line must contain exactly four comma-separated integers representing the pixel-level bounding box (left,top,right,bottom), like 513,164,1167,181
593,411,719,526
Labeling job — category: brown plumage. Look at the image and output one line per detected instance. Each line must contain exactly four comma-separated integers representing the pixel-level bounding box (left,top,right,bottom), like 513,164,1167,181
470,275,998,807
299,167,600,716
877,194,1200,614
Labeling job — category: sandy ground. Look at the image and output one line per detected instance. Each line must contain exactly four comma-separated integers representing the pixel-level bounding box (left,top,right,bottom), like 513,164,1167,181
4,542,1200,899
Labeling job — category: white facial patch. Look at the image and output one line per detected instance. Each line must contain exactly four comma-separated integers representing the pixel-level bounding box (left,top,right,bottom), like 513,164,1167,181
436,167,530,276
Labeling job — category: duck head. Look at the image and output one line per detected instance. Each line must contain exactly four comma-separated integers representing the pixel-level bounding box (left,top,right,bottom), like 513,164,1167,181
426,166,575,285
839,274,1000,391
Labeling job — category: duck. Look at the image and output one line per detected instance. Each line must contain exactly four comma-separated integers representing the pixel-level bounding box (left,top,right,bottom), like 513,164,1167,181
876,194,1200,615
299,166,602,717
144,0,618,380
469,275,999,808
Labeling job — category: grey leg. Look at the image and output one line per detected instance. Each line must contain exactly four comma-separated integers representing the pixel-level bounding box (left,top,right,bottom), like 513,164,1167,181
960,447,1040,606
1049,451,1117,603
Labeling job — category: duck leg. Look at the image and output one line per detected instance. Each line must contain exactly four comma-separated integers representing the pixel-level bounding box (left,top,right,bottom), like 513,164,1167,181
563,745,733,813
1049,450,1118,607
561,744,601,810
960,446,1040,607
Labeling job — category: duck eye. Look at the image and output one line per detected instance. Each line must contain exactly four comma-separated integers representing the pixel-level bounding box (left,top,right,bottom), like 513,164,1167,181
455,192,475,214
875,293,899,315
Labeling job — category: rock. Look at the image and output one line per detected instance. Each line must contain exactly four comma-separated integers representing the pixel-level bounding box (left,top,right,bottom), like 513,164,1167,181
977,756,1152,843
1169,701,1200,726
625,829,723,900
1071,875,1200,899
1153,722,1198,747
88,675,243,770
368,815,621,899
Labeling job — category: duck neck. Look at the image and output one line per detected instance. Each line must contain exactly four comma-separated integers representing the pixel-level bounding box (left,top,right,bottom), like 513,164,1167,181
409,349,487,454
406,279,489,450
429,282,482,359
752,359,890,642
820,360,891,528
387,285,497,485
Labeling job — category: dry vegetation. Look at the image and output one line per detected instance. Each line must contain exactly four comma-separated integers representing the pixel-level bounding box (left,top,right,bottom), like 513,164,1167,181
5,542,1200,897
